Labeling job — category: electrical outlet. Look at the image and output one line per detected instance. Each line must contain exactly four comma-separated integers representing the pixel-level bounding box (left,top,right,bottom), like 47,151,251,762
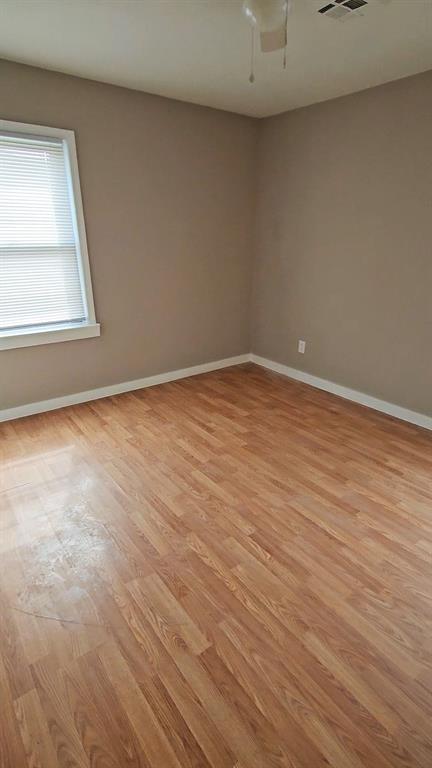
298,340,306,354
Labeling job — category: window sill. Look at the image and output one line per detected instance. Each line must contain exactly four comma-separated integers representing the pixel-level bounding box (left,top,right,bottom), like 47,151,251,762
0,322,100,351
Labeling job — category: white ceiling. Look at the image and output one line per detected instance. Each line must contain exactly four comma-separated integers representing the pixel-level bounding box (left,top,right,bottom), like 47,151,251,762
0,0,431,118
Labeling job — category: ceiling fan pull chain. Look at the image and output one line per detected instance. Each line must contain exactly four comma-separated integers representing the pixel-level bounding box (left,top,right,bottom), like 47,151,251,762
249,26,255,83
283,0,288,69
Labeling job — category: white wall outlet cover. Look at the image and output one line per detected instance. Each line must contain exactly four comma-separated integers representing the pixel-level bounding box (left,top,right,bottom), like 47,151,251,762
298,340,306,353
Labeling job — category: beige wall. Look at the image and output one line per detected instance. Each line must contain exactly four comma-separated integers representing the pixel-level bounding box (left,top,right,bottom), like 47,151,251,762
252,70,432,416
0,60,257,410
1,61,431,416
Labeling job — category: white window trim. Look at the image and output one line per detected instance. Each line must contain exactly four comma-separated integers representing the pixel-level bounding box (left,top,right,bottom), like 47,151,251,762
0,118,100,351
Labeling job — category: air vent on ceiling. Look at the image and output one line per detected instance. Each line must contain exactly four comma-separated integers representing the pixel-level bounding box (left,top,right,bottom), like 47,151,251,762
318,0,368,21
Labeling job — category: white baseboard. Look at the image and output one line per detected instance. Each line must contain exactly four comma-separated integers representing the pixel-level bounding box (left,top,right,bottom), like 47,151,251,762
250,354,432,432
2,351,430,432
0,354,250,423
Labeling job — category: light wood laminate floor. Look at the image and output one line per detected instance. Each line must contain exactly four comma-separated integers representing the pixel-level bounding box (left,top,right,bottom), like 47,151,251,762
1,364,432,768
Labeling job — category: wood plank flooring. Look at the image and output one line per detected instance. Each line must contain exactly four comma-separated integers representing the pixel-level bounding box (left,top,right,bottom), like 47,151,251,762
1,363,432,768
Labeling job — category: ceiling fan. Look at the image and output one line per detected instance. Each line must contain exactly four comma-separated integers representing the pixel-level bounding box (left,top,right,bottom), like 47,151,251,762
242,0,292,82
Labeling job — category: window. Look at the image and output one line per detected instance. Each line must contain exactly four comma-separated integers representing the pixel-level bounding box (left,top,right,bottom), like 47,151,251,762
0,119,99,350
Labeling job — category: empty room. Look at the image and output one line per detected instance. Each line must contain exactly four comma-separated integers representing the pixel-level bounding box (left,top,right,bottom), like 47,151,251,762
1,1,431,766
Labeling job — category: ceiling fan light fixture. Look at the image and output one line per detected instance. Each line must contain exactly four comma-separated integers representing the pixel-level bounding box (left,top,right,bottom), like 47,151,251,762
242,0,289,33
243,0,293,84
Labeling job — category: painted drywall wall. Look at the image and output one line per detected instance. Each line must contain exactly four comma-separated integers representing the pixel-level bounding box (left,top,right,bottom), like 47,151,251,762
1,60,431,417
0,60,257,409
252,70,432,416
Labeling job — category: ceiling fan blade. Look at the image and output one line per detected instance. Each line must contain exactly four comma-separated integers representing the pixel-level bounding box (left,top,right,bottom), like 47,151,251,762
260,25,286,52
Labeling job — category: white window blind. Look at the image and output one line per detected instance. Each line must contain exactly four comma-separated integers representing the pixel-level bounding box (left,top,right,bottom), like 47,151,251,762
0,132,87,333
